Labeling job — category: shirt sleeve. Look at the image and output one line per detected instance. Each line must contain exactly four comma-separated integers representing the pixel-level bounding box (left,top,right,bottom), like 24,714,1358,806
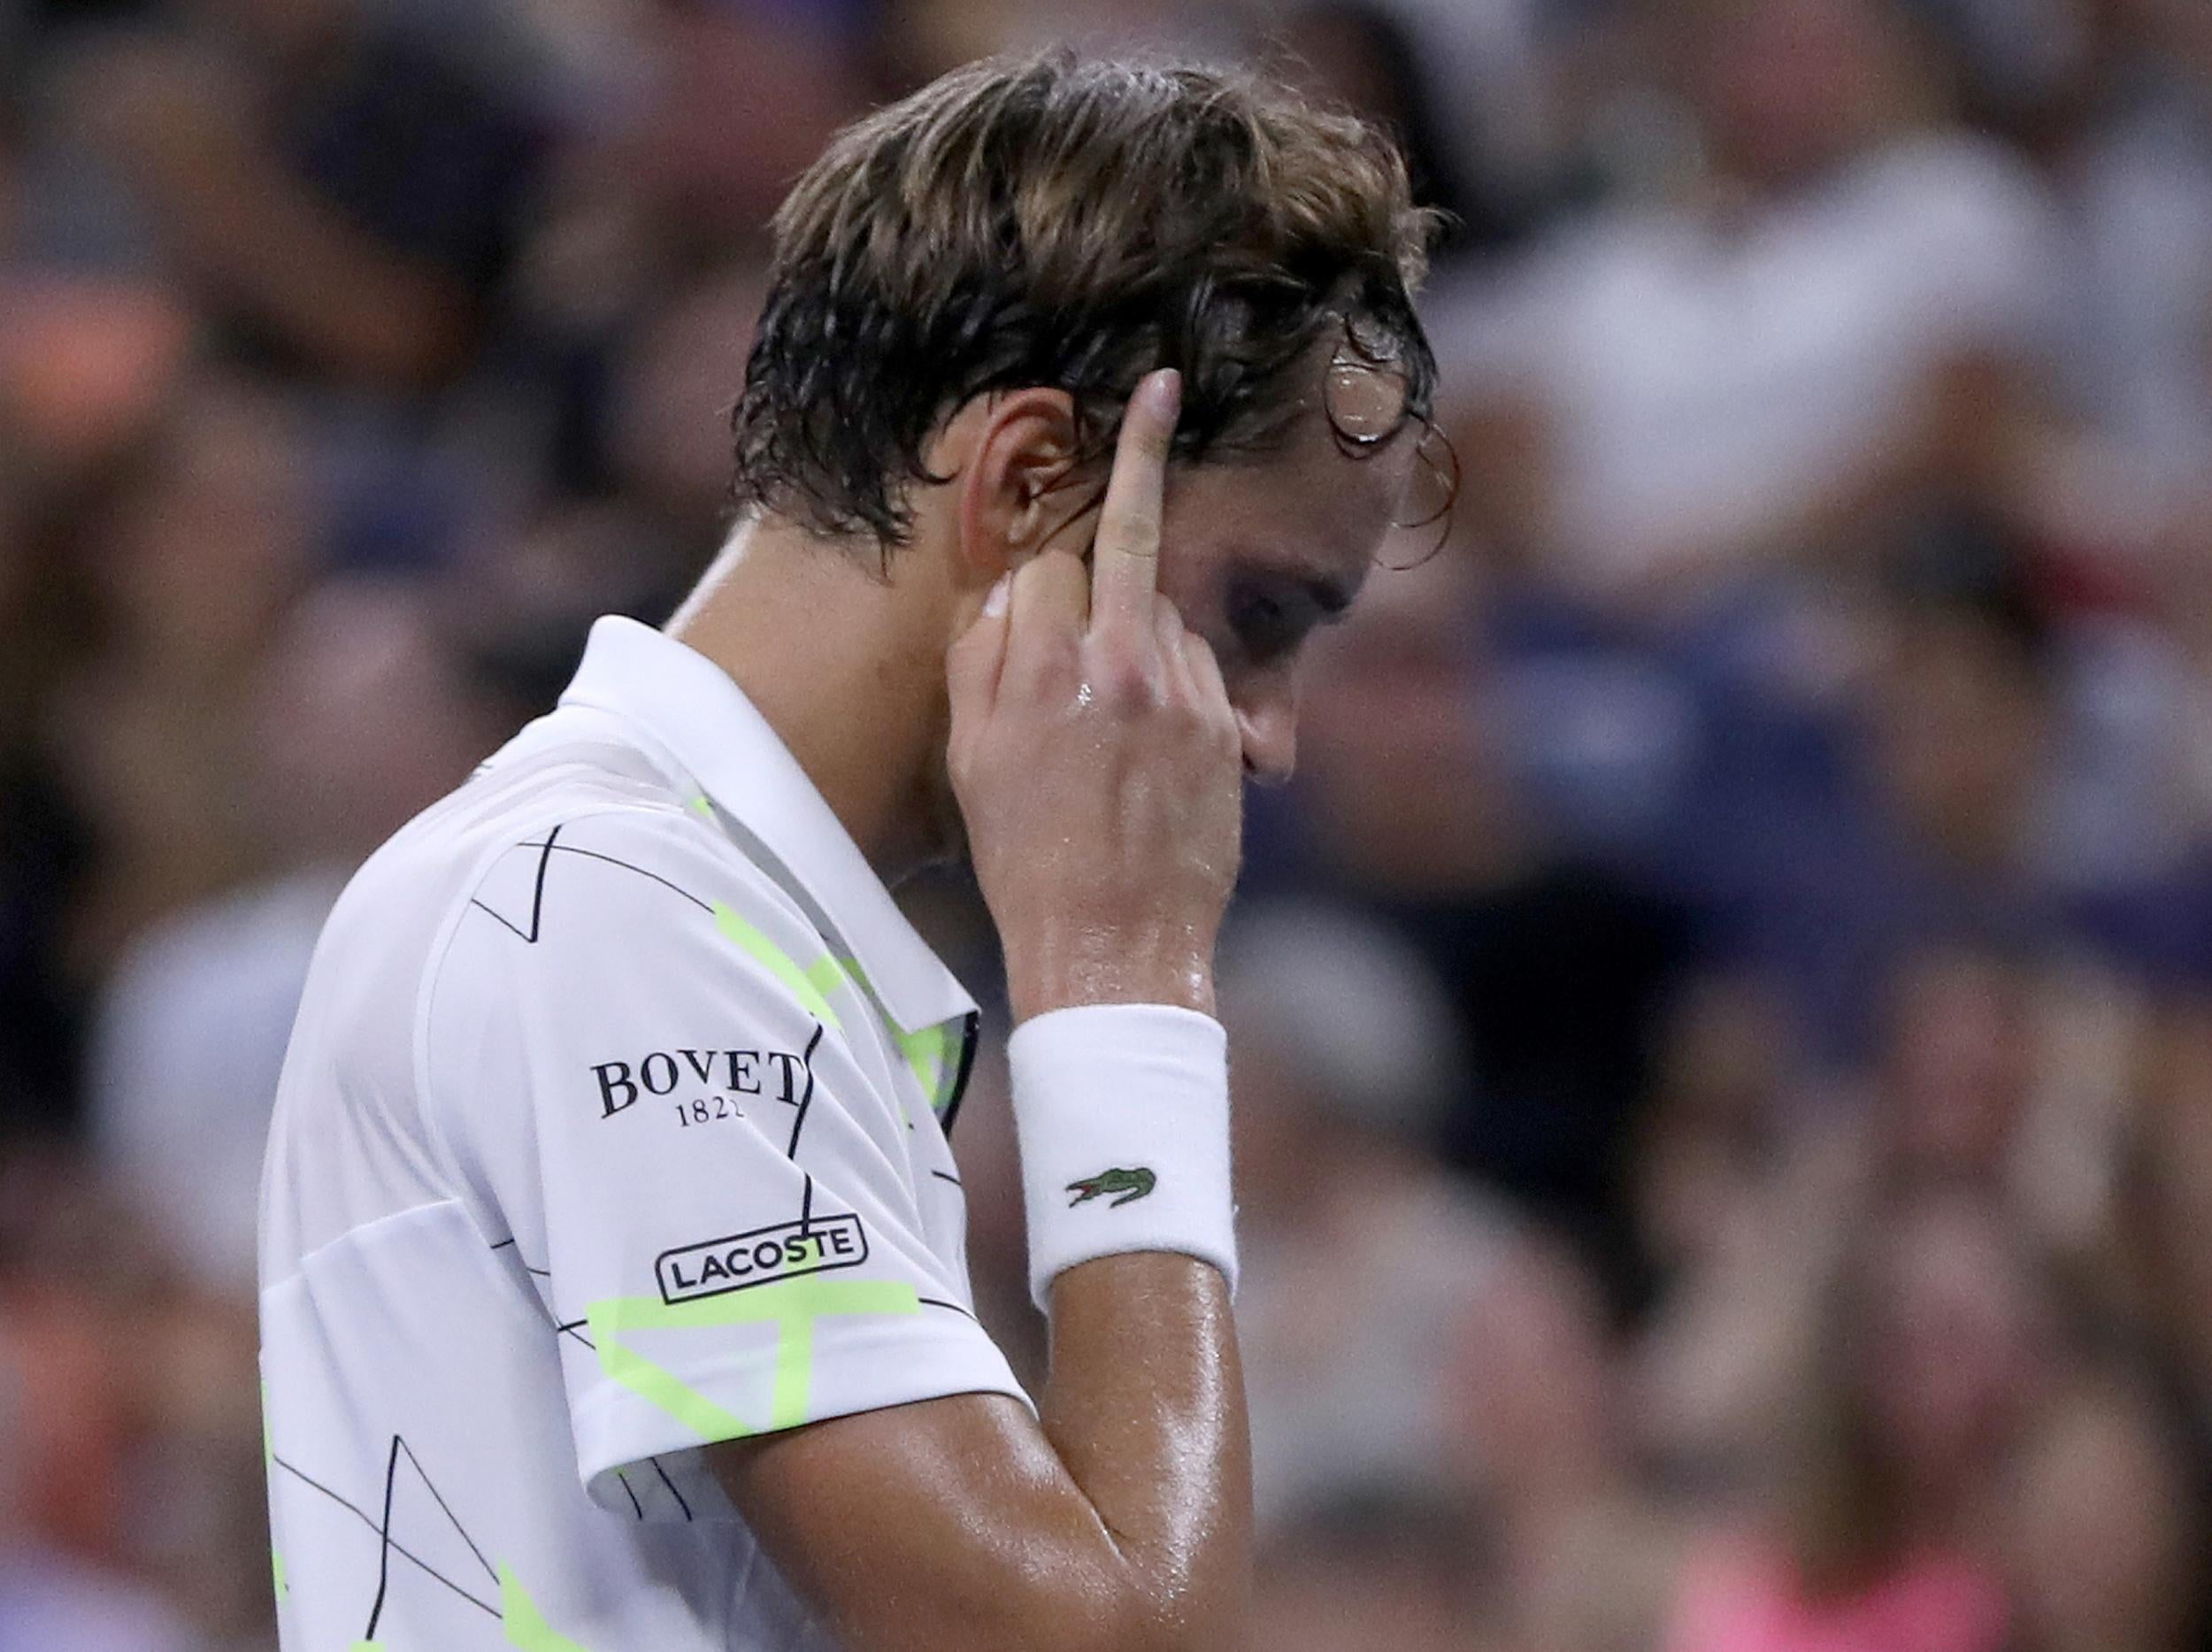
420,805,1026,1518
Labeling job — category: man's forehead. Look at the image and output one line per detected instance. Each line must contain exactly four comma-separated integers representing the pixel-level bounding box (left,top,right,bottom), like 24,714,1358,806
1156,339,1427,598
1227,381,1423,540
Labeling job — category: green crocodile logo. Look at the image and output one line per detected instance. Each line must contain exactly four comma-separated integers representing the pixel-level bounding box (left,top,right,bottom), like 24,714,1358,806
1066,1167,1156,1209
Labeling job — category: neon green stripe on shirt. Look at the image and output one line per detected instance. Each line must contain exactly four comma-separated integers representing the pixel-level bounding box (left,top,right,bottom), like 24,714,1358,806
895,1021,949,1106
502,1564,593,1651
710,902,842,1031
588,1277,920,1438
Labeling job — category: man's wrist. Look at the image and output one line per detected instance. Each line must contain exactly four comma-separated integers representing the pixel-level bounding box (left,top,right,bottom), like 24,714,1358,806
1002,926,1218,1023
1006,1003,1236,1307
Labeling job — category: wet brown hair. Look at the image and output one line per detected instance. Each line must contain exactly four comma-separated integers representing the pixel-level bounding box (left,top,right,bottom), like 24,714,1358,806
729,53,1443,549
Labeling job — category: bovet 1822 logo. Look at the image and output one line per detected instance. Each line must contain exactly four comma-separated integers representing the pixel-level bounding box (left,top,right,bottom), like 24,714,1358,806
591,1047,806,1118
655,1213,868,1304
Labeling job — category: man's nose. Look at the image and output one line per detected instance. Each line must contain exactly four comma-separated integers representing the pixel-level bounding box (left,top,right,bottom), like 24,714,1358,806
1236,691,1297,786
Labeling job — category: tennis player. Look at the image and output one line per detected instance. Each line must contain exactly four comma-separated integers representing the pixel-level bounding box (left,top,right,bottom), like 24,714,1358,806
259,53,1439,1651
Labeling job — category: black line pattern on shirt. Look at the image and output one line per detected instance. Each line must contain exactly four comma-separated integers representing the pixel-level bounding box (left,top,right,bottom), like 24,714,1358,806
465,829,716,950
273,1454,501,1620
650,1456,695,1522
491,1241,596,1353
399,1434,496,1585
360,1432,504,1638
466,825,565,942
941,1010,981,1133
929,1169,963,1188
784,1023,825,1159
364,1435,401,1635
539,841,710,913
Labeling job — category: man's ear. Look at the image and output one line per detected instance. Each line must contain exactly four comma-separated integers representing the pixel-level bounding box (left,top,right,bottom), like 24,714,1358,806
951,388,1080,584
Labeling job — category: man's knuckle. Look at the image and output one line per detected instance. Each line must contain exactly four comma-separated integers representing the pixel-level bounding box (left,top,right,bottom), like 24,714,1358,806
1093,653,1155,711
1010,626,1071,677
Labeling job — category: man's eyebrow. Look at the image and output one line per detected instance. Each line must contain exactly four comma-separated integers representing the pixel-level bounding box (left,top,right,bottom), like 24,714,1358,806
1231,548,1361,618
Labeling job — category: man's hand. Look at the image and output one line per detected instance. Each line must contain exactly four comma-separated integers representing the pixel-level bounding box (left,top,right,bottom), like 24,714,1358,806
947,368,1243,1022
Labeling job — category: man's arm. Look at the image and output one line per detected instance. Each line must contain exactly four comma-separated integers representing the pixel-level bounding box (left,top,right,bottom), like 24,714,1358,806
716,1257,1246,1652
709,368,1253,1651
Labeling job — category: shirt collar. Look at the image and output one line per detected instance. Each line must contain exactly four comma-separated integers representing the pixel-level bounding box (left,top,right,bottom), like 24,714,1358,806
557,616,977,1035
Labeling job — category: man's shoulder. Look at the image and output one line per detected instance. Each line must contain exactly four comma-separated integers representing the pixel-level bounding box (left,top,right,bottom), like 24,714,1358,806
327,738,684,944
352,755,722,950
337,719,829,1008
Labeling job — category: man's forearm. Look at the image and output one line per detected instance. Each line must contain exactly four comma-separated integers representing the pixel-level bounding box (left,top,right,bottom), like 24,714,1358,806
995,991,1247,1650
1039,1253,1251,1650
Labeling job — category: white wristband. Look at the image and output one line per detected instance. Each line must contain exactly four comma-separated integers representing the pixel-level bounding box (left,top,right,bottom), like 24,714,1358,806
1007,1003,1236,1309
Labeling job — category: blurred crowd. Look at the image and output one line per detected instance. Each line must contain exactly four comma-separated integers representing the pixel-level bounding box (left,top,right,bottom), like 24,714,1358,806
4,0,2212,1648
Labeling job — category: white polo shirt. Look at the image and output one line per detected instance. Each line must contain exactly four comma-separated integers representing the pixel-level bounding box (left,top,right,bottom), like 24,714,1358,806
258,617,1026,1650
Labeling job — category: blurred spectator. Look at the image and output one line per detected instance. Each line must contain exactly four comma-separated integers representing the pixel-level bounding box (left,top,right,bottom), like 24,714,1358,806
87,575,551,1293
603,257,771,544
616,4,872,257
2003,1366,2209,1652
1672,519,2098,1078
60,0,549,388
1876,940,2049,1187
1632,973,1794,1292
1218,899,1511,1523
1975,0,2212,512
0,1378,205,1652
1264,542,1688,1310
1244,1488,1489,1652
0,277,197,480
1441,0,2058,613
2124,999,2212,1427
1265,0,1527,257
0,57,199,487
0,1149,227,1650
1661,1187,2048,1652
48,373,315,980
1444,1233,1683,1652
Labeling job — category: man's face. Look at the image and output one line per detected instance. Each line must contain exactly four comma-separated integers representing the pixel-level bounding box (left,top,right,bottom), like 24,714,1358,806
913,363,1425,872
1149,373,1426,785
